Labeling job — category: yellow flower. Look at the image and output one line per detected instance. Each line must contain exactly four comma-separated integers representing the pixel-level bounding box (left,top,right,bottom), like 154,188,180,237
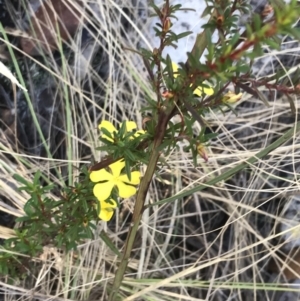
90,160,141,200
172,62,214,96
221,91,243,104
99,120,145,142
98,199,117,221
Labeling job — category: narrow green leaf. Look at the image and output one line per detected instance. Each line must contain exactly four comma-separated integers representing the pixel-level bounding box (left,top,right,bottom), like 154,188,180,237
13,174,31,187
255,88,270,107
286,93,296,114
201,5,213,18
100,230,121,258
33,171,41,186
190,8,217,62
101,127,114,140
175,31,193,40
124,160,132,181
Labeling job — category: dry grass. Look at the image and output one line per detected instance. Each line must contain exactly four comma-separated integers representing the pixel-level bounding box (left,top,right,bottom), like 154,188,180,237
0,0,300,300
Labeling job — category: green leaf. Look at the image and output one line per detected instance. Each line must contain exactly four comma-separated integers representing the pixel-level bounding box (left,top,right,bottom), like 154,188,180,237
100,230,121,257
23,201,36,216
287,28,300,40
236,64,250,73
124,149,136,162
33,171,41,186
190,8,217,63
174,31,193,41
16,216,33,223
201,5,213,18
229,32,241,46
286,93,296,114
13,174,31,187
255,88,270,107
202,132,218,141
165,54,174,83
264,38,280,50
119,121,127,138
149,1,162,18
101,127,114,140
124,160,132,181
17,241,31,253
66,241,77,251
252,13,262,32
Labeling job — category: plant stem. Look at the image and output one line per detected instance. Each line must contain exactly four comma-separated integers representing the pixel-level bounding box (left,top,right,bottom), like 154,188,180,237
108,109,174,301
108,10,217,300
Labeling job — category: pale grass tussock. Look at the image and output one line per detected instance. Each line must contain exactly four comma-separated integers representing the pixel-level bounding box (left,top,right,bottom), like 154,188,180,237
0,0,299,300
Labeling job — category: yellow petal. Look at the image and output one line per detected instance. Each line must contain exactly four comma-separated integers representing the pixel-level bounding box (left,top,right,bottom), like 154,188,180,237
118,171,141,185
222,91,242,104
116,181,137,198
193,85,214,96
125,121,137,132
93,182,114,200
90,169,113,182
133,130,145,138
109,160,125,177
99,209,114,221
99,120,117,132
98,199,117,221
98,198,117,209
99,120,117,142
172,62,179,78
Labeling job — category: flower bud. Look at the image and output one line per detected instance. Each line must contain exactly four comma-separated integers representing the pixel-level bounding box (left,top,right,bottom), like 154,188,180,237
161,90,174,98
153,48,159,56
216,15,224,27
163,18,171,32
197,144,208,162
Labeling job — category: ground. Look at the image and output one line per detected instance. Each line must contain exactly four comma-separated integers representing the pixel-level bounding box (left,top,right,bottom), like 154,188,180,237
0,0,300,300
